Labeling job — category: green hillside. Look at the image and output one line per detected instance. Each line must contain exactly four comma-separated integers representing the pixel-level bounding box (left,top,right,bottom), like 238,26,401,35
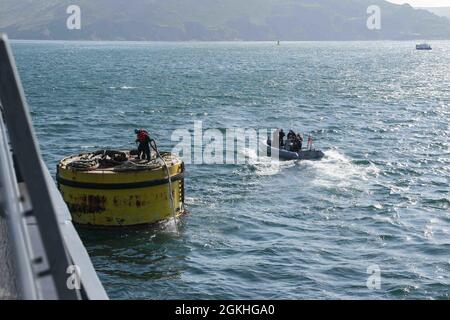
1,0,450,40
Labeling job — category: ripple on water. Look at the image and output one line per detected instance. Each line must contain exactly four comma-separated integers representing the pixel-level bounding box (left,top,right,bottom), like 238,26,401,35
15,41,450,299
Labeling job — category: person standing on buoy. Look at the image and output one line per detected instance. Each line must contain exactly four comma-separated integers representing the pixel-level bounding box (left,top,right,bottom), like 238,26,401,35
135,129,151,160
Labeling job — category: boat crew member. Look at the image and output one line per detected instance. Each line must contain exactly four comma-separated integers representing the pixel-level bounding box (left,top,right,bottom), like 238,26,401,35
297,133,303,150
273,129,285,147
279,129,286,147
135,129,151,160
287,130,296,141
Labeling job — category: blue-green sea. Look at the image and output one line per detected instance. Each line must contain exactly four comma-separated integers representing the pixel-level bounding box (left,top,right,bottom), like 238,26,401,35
13,41,450,299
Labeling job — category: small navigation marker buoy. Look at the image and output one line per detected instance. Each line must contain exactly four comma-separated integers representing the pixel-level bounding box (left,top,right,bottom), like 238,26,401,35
277,40,280,46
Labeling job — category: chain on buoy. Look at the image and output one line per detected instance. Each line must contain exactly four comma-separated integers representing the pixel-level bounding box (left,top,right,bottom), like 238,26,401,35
150,139,179,235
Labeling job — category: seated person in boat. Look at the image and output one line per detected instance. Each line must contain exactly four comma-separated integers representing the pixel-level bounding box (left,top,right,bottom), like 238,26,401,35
285,130,303,152
296,133,304,150
287,130,296,140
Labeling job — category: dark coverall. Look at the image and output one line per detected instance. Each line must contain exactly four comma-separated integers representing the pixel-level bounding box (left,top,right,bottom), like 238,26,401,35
136,132,151,160
272,129,286,147
279,130,286,147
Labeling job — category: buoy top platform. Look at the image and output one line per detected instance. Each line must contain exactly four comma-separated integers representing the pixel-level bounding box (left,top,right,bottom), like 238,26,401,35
57,150,185,227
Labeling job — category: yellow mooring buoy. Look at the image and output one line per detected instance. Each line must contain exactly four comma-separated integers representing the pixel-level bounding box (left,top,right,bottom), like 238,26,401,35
56,150,185,227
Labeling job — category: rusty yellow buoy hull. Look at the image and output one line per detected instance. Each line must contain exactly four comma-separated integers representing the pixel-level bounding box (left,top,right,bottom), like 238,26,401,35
57,150,185,227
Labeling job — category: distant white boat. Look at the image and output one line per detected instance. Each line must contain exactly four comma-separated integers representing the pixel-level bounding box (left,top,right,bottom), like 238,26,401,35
416,43,432,50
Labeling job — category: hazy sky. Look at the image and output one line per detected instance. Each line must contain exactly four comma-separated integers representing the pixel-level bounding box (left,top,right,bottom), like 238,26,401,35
387,0,450,7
